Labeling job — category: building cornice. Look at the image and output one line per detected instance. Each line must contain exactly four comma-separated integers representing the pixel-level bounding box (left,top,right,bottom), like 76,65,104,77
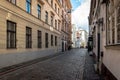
66,0,72,9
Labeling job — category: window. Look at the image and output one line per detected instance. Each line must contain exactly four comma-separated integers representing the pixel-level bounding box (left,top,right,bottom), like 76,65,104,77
51,35,53,46
93,27,96,47
106,3,111,45
62,10,64,17
55,36,57,46
62,0,63,6
106,1,118,45
51,16,53,26
37,4,41,19
26,0,31,13
7,20,16,48
45,11,48,23
26,27,32,48
7,0,16,4
112,17,115,44
55,20,57,29
117,6,120,43
107,20,110,44
38,30,42,48
58,0,60,3
58,8,59,15
62,20,64,30
45,33,48,48
51,0,53,7
58,20,60,31
55,4,57,12
64,22,67,32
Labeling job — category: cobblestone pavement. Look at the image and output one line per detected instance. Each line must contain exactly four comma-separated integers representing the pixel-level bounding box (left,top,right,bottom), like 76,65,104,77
0,49,87,80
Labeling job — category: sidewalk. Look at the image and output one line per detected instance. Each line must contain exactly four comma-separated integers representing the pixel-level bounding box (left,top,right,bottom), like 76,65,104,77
83,51,100,80
0,52,64,76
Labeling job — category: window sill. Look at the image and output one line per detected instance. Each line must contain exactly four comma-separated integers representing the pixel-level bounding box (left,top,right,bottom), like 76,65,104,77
7,48,17,49
25,48,32,49
105,44,120,50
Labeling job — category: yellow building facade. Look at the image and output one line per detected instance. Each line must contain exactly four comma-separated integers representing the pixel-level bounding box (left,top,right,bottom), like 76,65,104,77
0,0,72,69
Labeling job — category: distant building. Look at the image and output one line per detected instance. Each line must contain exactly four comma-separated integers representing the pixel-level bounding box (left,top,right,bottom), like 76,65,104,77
79,29,88,48
75,31,81,48
72,25,88,48
72,24,77,48
76,29,88,48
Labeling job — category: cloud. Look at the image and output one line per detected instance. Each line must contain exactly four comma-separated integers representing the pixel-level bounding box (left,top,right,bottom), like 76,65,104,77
76,0,83,2
72,0,91,32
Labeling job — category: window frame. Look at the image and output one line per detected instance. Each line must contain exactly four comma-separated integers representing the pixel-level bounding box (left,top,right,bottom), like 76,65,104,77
45,11,48,24
55,20,57,29
112,16,115,44
51,16,53,27
7,20,17,49
55,4,57,12
51,0,53,7
45,33,49,48
38,30,42,48
26,27,32,48
117,6,120,43
106,1,120,46
26,0,31,13
58,8,59,15
55,36,57,46
51,35,53,46
106,2,111,45
37,4,41,19
58,20,60,31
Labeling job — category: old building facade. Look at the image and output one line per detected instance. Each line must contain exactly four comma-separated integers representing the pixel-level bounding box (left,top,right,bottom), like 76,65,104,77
89,0,120,80
72,24,77,48
0,0,72,69
61,0,72,51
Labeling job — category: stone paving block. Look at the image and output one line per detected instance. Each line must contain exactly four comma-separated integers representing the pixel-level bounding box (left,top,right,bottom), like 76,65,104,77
0,49,102,80
0,49,86,80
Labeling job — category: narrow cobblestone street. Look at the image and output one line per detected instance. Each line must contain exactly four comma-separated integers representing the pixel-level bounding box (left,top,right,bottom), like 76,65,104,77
0,49,87,80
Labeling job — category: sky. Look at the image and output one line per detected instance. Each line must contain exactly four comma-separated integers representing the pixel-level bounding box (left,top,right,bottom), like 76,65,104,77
71,0,91,32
